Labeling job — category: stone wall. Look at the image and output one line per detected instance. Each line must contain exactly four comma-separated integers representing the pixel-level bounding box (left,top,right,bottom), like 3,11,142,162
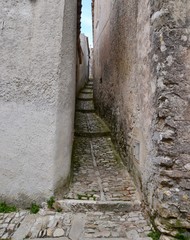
93,0,190,234
150,0,190,234
0,0,78,206
76,34,89,94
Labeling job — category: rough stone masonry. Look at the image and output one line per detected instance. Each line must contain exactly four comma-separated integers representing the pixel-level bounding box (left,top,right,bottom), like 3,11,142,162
93,0,190,236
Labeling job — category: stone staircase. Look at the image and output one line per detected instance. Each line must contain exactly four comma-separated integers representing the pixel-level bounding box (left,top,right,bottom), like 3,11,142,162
0,80,152,240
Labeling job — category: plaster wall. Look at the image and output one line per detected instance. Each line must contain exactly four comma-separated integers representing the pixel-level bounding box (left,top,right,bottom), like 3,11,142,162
89,48,94,79
0,0,77,206
93,0,150,193
93,0,190,233
76,34,89,94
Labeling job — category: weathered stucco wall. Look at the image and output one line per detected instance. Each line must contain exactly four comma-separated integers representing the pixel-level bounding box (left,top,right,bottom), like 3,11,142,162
76,34,89,94
93,0,190,234
89,48,94,79
93,0,151,194
0,0,77,206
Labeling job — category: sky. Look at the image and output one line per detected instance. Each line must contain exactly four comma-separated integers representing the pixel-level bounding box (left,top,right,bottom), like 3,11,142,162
81,0,93,47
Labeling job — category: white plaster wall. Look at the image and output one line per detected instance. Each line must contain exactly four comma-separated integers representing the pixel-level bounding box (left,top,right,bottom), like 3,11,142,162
0,0,77,206
76,34,89,94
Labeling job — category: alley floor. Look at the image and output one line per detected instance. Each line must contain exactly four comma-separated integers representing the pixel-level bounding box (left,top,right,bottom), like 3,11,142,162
0,81,151,240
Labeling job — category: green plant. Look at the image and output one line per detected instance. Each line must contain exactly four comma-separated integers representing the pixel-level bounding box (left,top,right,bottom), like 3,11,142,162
77,194,82,200
0,201,17,213
148,230,161,240
56,208,62,213
30,203,40,214
174,222,190,240
175,234,186,240
47,196,55,209
175,231,190,240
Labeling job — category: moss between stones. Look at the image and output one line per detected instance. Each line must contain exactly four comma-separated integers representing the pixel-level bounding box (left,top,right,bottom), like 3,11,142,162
106,138,124,168
75,132,111,138
71,137,82,175
148,231,161,240
174,227,190,240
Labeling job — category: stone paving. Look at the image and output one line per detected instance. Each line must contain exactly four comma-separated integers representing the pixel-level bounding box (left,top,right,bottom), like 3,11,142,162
0,80,152,240
0,211,28,239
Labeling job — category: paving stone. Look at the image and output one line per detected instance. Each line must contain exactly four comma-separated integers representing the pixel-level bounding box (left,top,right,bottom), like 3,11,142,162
53,228,65,237
0,228,5,237
139,238,152,240
82,239,128,240
126,229,140,239
76,99,94,111
69,213,86,240
32,238,69,240
46,227,54,237
160,235,176,240
12,214,37,240
1,232,9,239
94,230,111,237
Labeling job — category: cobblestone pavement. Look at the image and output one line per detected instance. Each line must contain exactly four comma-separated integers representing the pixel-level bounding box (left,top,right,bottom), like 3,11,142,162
0,211,28,239
0,81,152,239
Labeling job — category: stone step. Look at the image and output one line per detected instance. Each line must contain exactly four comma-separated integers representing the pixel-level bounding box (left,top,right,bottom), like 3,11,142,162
7,208,151,240
83,239,151,240
82,239,128,240
81,89,93,94
86,81,93,85
26,238,151,240
22,238,152,240
85,86,93,89
75,131,111,137
79,91,93,95
78,92,93,99
77,97,94,101
74,112,110,136
54,199,141,213
76,109,95,113
76,99,95,112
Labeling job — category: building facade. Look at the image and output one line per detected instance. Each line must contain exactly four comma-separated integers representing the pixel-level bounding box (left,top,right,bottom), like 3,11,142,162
0,0,89,206
93,0,190,234
76,34,90,95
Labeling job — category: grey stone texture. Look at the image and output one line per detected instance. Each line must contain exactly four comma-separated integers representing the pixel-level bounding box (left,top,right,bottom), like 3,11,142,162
93,0,190,234
0,0,78,206
1,210,151,240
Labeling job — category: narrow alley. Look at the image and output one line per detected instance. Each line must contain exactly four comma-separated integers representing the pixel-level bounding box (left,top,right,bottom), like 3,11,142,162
0,81,151,240
1,0,190,239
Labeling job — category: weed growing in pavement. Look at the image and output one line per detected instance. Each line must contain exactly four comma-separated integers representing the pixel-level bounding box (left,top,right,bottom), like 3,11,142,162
56,208,62,213
175,229,190,240
77,194,82,200
30,203,40,214
148,230,161,240
0,201,17,213
47,196,55,209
